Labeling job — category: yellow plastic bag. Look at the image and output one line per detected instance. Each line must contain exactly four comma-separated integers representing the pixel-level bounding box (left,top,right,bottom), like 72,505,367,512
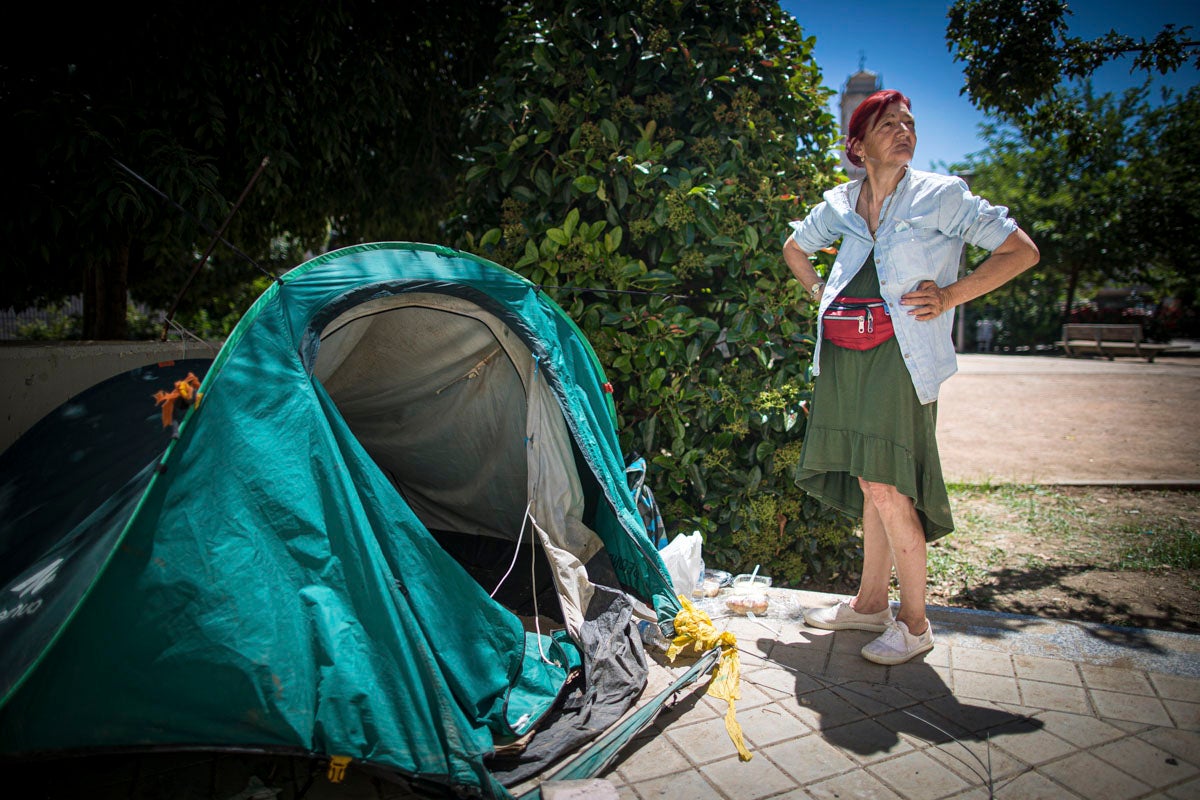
666,595,752,761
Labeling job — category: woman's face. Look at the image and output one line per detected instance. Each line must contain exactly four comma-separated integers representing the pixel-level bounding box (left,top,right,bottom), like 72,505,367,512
854,102,916,169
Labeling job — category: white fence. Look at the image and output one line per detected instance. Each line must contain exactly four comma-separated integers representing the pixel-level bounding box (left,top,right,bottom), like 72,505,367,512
0,298,86,339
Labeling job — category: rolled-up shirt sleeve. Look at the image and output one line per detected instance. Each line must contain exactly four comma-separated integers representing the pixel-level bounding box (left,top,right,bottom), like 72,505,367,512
936,178,1017,251
788,201,839,254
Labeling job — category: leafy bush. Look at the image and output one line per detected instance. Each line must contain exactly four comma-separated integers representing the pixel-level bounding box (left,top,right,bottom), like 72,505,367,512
449,0,859,584
16,305,83,340
16,302,161,341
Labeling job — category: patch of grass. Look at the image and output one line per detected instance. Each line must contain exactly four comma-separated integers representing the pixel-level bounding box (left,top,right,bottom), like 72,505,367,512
1117,526,1200,571
927,485,1200,627
926,541,989,592
946,483,1089,544
1022,553,1050,571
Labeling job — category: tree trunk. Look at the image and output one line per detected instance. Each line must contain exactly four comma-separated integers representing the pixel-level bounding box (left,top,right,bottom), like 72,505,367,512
1063,262,1081,326
82,244,130,340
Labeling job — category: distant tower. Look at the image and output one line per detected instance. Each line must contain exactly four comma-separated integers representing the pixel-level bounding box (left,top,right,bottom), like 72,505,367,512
839,56,881,180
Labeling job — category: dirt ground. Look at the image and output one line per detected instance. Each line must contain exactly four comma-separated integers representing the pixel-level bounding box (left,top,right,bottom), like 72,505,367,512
930,485,1200,633
936,353,1200,484
816,352,1200,633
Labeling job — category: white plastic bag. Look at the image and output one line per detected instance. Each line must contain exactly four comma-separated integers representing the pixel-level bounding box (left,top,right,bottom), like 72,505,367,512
659,531,703,597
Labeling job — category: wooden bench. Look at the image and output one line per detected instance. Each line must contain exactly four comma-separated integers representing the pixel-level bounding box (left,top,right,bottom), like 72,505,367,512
1057,323,1186,362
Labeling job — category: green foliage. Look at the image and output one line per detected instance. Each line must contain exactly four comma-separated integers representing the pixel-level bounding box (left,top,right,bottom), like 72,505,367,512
125,305,166,341
448,0,856,585
17,302,162,341
946,0,1072,118
169,275,280,340
16,305,82,341
960,271,1065,350
1124,85,1200,316
946,3,1200,340
2,1,504,338
947,0,1200,146
959,84,1194,340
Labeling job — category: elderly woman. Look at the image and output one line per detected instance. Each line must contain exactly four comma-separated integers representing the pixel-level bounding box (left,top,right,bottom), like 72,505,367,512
783,89,1039,665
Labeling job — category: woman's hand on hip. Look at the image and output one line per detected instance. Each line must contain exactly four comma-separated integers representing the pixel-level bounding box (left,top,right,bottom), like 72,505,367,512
901,280,953,321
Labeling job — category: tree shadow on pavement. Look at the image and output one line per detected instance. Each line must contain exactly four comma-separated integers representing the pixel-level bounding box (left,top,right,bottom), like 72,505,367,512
949,563,1191,644
763,635,1044,776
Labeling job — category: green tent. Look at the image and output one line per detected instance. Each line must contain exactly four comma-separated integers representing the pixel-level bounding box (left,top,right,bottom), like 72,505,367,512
0,243,698,798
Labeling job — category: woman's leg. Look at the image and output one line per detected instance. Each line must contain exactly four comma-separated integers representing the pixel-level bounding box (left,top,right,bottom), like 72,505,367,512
852,478,894,615
859,478,929,634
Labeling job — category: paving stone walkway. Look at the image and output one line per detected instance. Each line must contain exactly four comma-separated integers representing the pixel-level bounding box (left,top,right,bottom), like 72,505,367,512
600,589,1200,800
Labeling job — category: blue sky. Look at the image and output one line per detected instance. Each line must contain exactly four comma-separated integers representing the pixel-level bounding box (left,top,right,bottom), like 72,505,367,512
778,0,1200,173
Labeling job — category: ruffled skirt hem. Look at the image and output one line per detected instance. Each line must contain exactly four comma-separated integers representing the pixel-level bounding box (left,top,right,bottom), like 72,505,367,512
796,425,954,541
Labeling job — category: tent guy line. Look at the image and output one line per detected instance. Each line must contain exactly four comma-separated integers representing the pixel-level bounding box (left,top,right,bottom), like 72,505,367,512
110,158,276,285
0,242,738,797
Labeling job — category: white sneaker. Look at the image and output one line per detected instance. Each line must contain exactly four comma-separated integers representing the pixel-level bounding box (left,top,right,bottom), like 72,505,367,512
861,620,934,665
803,600,893,632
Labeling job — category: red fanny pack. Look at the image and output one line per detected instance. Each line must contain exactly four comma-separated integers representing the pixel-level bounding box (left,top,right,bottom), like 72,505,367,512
822,296,895,350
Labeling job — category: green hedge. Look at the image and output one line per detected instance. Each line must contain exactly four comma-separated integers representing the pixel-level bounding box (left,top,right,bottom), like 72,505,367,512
449,0,860,585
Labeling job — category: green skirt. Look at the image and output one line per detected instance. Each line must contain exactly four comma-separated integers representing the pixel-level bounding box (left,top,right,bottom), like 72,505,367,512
796,261,954,541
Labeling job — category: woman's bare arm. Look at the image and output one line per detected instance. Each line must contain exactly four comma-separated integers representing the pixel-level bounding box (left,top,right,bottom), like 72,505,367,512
783,237,826,303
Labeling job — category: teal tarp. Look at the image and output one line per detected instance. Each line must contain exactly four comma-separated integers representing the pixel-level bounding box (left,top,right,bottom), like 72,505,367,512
0,243,680,798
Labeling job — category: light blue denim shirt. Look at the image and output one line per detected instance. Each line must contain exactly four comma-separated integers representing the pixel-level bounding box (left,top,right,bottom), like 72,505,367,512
789,168,1018,404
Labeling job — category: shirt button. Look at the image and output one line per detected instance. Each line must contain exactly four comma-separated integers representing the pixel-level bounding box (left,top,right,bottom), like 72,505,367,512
903,353,912,358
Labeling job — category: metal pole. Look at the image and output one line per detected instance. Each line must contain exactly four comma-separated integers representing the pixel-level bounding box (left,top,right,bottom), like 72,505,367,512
160,155,271,340
112,158,270,279
954,170,975,353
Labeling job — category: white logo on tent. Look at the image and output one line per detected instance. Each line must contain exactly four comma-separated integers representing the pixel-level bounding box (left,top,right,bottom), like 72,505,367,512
0,558,63,624
12,558,64,598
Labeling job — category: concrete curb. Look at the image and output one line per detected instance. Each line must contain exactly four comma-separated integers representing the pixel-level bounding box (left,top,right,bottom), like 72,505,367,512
1041,480,1200,490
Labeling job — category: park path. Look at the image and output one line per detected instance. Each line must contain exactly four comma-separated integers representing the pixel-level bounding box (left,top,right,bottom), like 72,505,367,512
599,350,1200,800
936,351,1200,485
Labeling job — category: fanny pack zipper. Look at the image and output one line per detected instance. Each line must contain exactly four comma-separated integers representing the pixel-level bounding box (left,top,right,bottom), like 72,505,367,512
826,300,889,334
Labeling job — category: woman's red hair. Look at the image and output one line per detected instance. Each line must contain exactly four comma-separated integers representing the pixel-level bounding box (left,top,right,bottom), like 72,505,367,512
845,89,912,167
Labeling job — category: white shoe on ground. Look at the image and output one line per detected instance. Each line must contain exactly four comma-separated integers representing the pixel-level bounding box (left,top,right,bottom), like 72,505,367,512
861,619,934,665
802,600,893,632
